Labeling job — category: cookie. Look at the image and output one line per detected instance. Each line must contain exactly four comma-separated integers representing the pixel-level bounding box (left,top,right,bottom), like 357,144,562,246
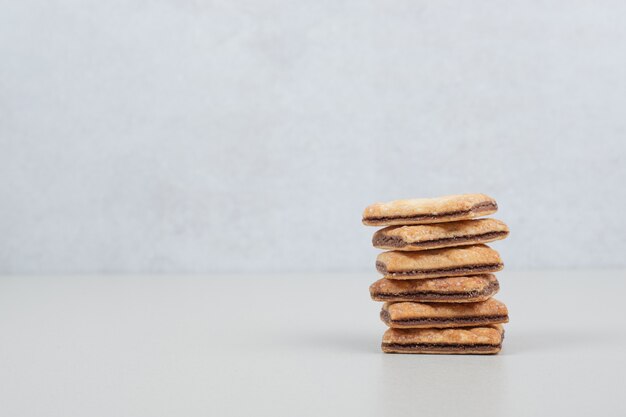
380,298,509,328
369,274,499,303
376,244,503,279
362,194,497,226
372,219,509,251
382,325,504,354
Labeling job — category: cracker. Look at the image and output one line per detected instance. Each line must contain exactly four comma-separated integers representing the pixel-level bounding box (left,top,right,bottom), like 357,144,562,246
382,325,504,354
363,194,497,226
369,274,499,303
380,298,509,328
372,219,509,251
376,244,503,279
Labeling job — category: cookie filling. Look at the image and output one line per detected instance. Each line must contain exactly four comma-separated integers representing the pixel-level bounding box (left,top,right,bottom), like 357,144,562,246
373,231,508,249
380,310,508,326
372,281,499,301
376,262,503,276
364,202,497,223
382,343,500,352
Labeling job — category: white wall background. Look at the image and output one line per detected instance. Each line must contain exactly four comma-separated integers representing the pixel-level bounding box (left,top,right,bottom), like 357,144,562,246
1,0,625,273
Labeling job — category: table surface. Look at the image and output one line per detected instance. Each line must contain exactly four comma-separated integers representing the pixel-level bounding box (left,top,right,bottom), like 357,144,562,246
0,270,624,417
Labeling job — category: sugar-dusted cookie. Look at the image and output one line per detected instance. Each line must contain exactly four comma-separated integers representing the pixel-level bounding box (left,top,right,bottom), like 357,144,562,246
369,274,499,303
372,219,509,251
362,194,497,226
382,325,504,354
376,244,503,279
380,298,509,329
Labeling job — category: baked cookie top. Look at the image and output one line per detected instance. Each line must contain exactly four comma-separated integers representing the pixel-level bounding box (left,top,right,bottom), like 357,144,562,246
362,194,497,226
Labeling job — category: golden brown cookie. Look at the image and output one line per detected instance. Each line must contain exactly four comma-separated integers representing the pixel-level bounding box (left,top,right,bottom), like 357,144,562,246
369,274,499,303
376,244,503,279
362,194,497,226
382,325,504,354
372,219,509,251
380,298,508,328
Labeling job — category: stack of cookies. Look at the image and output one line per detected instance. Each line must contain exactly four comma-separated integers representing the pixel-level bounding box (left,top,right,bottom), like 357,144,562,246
362,194,510,355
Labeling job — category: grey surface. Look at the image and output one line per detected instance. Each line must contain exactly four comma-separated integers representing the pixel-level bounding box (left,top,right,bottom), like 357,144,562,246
0,270,624,416
2,1,626,273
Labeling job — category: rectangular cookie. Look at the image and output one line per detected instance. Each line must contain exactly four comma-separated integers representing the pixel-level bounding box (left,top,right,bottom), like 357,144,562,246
362,194,497,226
380,298,509,328
382,325,504,354
369,274,499,303
372,219,509,251
376,244,503,279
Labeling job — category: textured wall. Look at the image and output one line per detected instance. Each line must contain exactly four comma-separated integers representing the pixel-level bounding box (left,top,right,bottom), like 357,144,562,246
1,1,625,273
